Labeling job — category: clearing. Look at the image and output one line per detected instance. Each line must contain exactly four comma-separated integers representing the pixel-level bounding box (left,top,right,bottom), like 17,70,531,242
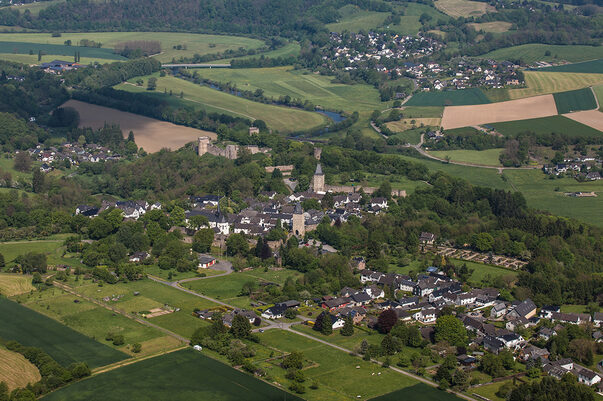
468,22,512,33
434,0,494,17
0,273,35,296
407,88,491,107
0,347,41,391
8,0,65,15
62,99,216,153
41,349,303,401
0,297,128,368
553,87,598,114
427,148,504,167
563,110,603,131
479,44,603,64
441,94,557,129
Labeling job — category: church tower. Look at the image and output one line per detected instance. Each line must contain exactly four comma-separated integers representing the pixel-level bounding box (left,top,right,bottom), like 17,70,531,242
291,202,305,238
312,163,325,193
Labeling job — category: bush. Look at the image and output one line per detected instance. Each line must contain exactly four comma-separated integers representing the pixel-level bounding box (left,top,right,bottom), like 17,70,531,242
112,334,125,346
131,343,142,353
289,381,306,394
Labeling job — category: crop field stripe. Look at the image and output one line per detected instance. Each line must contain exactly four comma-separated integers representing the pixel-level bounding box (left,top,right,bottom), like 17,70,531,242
0,41,125,60
0,297,128,368
538,58,603,74
553,87,598,114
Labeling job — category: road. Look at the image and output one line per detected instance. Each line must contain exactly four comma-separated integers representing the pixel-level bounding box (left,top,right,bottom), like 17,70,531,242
162,63,231,68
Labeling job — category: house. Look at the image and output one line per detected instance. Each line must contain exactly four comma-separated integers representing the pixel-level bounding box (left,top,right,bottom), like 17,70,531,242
198,255,217,269
483,336,505,354
398,279,416,293
261,304,287,319
520,345,550,362
576,367,601,386
507,299,536,320
190,194,220,207
350,292,372,306
539,305,561,319
497,333,523,349
278,300,300,309
414,308,437,323
490,302,507,318
539,327,556,341
370,197,388,209
317,311,345,329
338,306,366,324
360,270,383,284
586,172,601,181
351,256,366,270
413,277,439,296
340,287,356,297
419,232,436,245
322,297,350,311
398,296,419,308
593,312,603,327
129,252,149,263
463,316,484,334
75,205,99,217
550,312,591,325
364,285,385,299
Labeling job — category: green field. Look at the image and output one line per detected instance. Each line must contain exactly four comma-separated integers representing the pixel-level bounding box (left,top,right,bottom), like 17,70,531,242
41,349,303,401
406,88,491,106
0,236,85,268
480,44,603,64
538,58,603,74
326,5,390,32
116,74,328,133
191,66,386,112
595,84,603,111
0,297,127,368
390,3,451,35
489,115,601,138
553,87,598,114
0,32,265,63
428,148,504,166
369,384,462,401
504,71,603,100
0,40,125,61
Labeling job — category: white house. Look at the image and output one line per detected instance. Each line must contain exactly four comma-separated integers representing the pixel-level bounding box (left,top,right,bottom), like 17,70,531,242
414,308,437,323
261,305,287,319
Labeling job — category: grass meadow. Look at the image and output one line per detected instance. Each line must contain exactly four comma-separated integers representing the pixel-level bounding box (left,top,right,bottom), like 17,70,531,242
8,0,65,15
0,297,128,368
480,44,603,64
504,71,603,100
434,0,494,18
538,58,603,74
369,384,463,401
406,88,491,106
468,22,512,33
326,5,390,32
41,349,303,401
0,273,34,296
553,87,598,114
0,235,85,268
427,148,504,166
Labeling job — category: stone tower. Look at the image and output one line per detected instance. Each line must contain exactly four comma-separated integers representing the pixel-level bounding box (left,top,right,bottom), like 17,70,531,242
313,147,322,160
312,163,325,193
291,202,305,237
197,137,210,156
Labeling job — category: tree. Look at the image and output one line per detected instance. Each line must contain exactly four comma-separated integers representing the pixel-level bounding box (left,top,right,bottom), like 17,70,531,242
315,312,332,335
434,315,468,347
381,334,401,355
14,152,31,172
282,351,304,370
472,232,494,252
230,314,251,339
188,215,209,231
32,272,42,284
0,253,4,267
170,206,186,227
377,309,398,334
147,77,157,90
480,353,504,377
192,228,214,253
285,308,297,319
341,316,354,336
32,169,45,193
226,233,248,256
508,376,594,401
452,368,469,390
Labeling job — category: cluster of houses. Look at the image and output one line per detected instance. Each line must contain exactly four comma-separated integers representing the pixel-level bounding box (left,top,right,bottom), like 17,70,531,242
27,143,122,172
76,200,162,220
40,60,86,74
543,156,602,181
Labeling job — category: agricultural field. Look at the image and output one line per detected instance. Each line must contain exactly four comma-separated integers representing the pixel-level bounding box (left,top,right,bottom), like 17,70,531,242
427,148,504,166
434,0,494,17
116,75,328,133
386,118,442,132
538,58,603,74
480,44,603,64
553,87,598,114
401,106,445,118
63,99,216,153
406,88,491,107
0,273,34,296
0,32,265,63
441,94,557,129
595,84,603,110
190,66,386,112
0,235,84,268
468,21,512,33
369,384,462,401
489,115,601,139
505,71,603,100
0,347,41,391
0,297,128,368
326,4,389,32
563,110,603,131
41,349,303,401
387,128,425,145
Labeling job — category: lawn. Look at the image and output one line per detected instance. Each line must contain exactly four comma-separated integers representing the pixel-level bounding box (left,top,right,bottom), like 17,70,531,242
505,71,603,100
190,66,387,112
292,323,384,351
538,58,603,74
449,259,517,284
406,88,491,106
326,5,390,32
553,87,598,114
479,44,603,64
386,118,442,131
369,384,462,401
41,348,303,401
0,297,128,368
469,380,508,401
116,74,328,133
0,32,265,63
0,273,34,296
434,0,494,17
427,148,504,167
0,40,125,62
489,115,601,139
402,106,445,118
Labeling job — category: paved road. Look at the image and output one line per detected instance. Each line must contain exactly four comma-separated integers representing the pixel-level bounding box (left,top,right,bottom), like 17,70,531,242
178,259,233,284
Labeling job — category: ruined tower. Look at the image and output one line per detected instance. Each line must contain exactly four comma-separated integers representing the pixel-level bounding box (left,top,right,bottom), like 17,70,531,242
291,202,305,238
197,137,210,156
312,163,325,193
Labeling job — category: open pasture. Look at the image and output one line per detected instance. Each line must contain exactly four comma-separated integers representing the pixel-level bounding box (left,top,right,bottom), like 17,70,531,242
538,58,603,74
0,273,34,296
386,117,442,132
0,236,84,268
0,347,41,391
407,88,491,107
191,66,386,112
434,0,494,17
0,32,265,63
326,4,389,32
480,44,603,64
427,148,504,166
41,349,303,401
468,21,512,33
506,71,603,100
553,87,598,114
489,115,601,139
62,99,216,153
441,94,557,129
0,297,128,368
563,110,603,131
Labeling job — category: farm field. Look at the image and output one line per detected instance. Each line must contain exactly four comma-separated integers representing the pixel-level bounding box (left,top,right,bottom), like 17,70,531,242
553,87,598,114
468,21,512,33
441,94,557,129
41,349,303,401
434,0,494,17
117,75,328,133
407,88,491,107
326,5,389,32
62,99,216,153
0,297,128,368
0,40,125,62
207,42,301,64
0,236,84,268
506,71,603,100
0,32,265,63
0,273,34,296
386,118,442,132
538,58,603,74
0,52,104,65
489,115,601,139
563,110,603,131
0,347,41,391
190,66,386,112
480,44,603,64
387,128,425,145
427,148,504,166
595,84,603,110
369,384,462,401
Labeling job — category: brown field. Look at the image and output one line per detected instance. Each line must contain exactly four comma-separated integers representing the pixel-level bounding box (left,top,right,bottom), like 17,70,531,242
563,110,603,131
63,100,216,153
435,0,495,17
0,273,34,296
441,94,557,129
468,21,512,33
0,348,41,391
386,118,442,131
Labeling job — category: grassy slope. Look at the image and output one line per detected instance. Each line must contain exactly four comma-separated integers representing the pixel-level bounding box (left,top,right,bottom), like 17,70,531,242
116,74,328,133
191,66,386,112
0,32,264,63
42,349,303,401
427,148,504,166
480,44,603,64
326,5,389,32
0,297,128,368
489,115,601,138
8,0,65,16
553,87,598,114
468,21,512,33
